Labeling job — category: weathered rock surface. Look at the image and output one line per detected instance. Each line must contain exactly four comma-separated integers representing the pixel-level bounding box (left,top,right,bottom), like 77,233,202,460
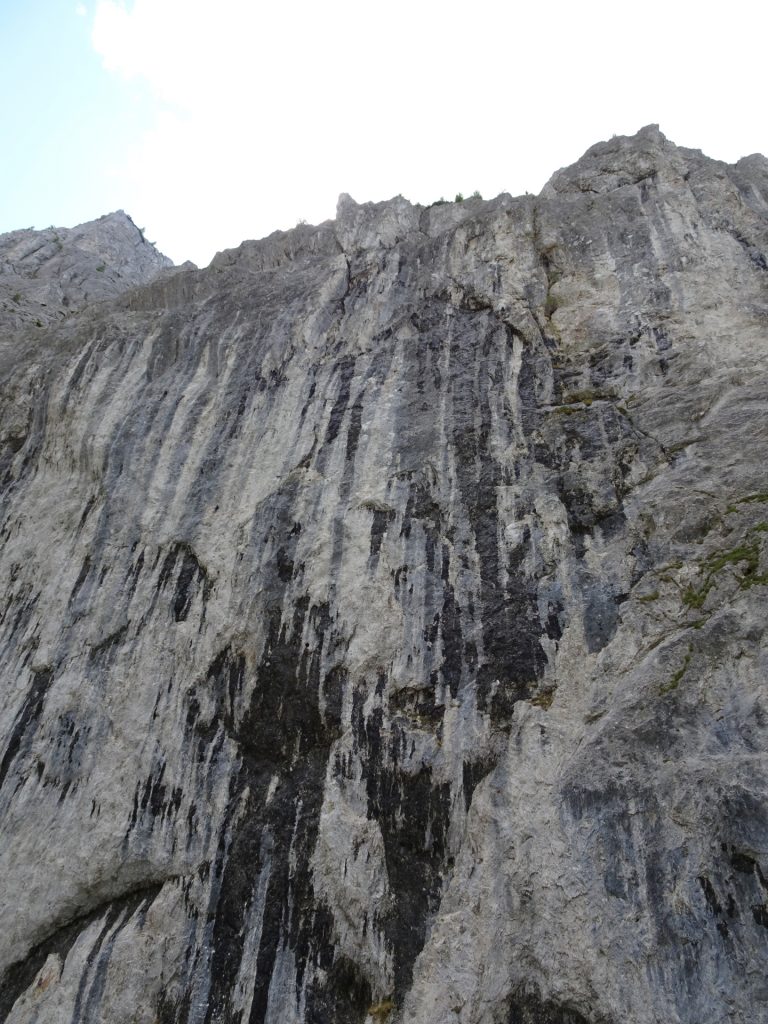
0,210,173,332
1,125,768,1024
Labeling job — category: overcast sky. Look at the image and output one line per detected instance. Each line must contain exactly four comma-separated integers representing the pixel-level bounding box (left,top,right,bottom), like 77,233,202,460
1,0,766,267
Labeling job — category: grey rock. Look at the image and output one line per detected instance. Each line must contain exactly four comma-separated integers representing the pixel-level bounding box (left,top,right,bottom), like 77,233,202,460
0,210,173,333
0,126,767,1024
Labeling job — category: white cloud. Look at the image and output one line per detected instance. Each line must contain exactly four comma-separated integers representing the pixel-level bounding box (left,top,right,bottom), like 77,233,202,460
75,3,87,15
91,0,768,267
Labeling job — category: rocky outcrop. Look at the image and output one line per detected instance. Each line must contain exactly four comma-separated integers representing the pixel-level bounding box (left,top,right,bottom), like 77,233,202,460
1,125,767,1024
0,210,173,332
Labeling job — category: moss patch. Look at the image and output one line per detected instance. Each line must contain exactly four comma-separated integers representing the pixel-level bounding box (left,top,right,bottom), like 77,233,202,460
530,689,555,710
682,528,766,609
660,644,692,695
726,493,768,514
368,1000,394,1020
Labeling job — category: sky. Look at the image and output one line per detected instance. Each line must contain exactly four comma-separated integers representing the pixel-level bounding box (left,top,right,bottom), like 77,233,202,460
1,0,766,268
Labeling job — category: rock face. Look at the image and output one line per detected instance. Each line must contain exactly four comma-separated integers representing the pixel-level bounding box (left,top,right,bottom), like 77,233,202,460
0,210,173,332
1,126,768,1024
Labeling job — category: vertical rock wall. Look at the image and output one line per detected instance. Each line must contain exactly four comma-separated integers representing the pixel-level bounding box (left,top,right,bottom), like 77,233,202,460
1,127,768,1023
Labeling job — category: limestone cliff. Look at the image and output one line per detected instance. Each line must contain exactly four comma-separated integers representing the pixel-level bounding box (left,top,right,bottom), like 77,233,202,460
1,126,767,1024
0,210,173,332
